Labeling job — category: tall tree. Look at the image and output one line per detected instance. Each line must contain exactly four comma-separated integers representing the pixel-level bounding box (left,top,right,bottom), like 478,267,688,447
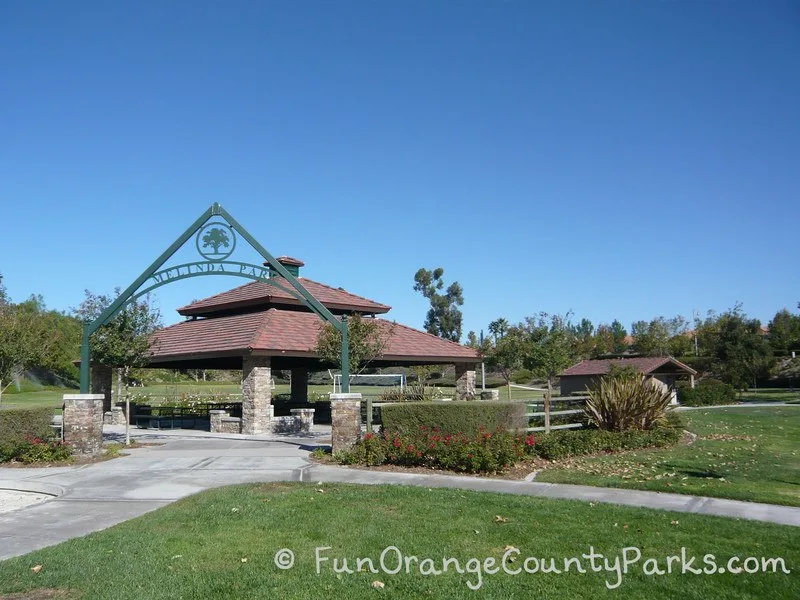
520,313,576,388
487,318,509,343
571,317,595,358
484,327,525,399
697,305,774,389
413,267,464,342
73,289,163,379
767,308,800,355
0,281,55,400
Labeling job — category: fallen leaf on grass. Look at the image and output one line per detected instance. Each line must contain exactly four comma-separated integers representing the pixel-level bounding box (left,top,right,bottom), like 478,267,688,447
494,515,509,523
371,580,385,589
31,565,43,573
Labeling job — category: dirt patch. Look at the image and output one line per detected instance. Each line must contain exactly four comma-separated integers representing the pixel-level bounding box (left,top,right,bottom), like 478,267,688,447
0,589,80,600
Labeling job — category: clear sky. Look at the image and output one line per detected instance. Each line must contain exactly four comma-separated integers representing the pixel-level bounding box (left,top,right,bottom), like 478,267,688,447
2,0,798,338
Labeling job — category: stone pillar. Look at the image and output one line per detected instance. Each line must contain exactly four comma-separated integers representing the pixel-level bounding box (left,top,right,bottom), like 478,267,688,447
241,356,272,435
455,363,477,400
63,394,105,454
290,408,315,433
210,409,228,433
91,364,113,412
330,393,362,454
104,406,126,426
480,389,500,401
291,367,309,402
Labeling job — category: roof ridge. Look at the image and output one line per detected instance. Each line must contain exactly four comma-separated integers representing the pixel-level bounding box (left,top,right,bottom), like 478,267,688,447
293,276,391,309
178,280,264,311
248,308,275,350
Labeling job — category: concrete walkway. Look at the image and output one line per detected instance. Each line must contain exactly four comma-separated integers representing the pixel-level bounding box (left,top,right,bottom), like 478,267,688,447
1,427,798,563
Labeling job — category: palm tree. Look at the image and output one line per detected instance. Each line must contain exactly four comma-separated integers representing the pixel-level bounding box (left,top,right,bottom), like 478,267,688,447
488,318,510,343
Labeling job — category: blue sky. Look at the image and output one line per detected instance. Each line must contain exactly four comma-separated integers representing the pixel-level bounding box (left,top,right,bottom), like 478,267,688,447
2,0,798,338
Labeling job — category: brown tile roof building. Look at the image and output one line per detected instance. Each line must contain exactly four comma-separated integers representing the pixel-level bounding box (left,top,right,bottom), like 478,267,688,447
178,277,391,317
560,357,697,377
148,257,478,367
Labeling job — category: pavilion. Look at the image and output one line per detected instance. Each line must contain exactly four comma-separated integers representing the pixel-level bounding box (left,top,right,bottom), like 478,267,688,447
141,256,480,434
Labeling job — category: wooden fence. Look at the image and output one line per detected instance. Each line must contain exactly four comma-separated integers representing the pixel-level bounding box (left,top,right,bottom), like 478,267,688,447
525,395,588,433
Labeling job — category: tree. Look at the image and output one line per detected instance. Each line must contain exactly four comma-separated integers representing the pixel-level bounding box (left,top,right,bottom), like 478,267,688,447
767,308,800,355
413,267,464,342
465,331,479,348
519,313,576,388
697,305,774,389
73,289,163,377
484,328,525,398
315,314,392,375
202,227,230,254
0,280,59,401
631,316,689,356
488,318,509,343
570,317,595,359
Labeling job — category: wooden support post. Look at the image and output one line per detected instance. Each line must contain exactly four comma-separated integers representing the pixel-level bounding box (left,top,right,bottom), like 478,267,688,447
545,381,552,434
366,398,373,432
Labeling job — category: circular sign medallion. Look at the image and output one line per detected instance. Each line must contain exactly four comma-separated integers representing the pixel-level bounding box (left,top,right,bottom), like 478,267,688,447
196,221,236,261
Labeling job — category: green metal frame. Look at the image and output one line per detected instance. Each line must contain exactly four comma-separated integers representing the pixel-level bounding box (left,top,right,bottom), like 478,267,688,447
79,203,349,393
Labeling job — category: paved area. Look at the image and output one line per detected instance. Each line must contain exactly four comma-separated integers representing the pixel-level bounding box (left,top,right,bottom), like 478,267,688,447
1,426,798,563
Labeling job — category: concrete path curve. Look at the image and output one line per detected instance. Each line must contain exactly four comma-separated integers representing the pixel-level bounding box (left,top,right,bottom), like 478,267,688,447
1,430,798,563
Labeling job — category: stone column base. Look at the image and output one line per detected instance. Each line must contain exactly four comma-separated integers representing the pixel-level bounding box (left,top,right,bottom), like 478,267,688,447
330,393,362,454
63,394,105,455
480,389,500,401
103,406,127,426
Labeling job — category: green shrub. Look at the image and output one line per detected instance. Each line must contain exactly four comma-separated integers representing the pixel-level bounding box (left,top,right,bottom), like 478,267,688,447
512,369,533,384
533,416,683,460
380,401,527,436
677,379,736,406
336,428,538,473
0,437,73,464
585,377,674,431
0,408,57,445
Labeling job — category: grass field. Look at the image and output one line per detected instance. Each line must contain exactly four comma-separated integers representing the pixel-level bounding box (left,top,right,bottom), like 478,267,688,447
0,483,796,600
536,407,800,507
0,382,545,410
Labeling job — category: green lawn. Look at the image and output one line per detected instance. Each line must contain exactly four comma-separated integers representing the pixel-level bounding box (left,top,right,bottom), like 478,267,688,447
739,388,800,403
0,483,796,600
536,407,800,506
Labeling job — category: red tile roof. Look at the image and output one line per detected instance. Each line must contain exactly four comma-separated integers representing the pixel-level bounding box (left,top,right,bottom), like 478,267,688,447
150,309,479,363
559,357,697,377
177,277,391,317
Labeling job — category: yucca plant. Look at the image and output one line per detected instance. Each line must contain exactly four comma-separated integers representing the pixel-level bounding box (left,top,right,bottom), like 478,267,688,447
584,376,674,431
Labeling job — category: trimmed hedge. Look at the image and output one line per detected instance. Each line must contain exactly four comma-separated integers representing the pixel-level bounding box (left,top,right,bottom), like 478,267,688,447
678,379,736,406
380,401,527,436
0,407,56,445
533,414,684,460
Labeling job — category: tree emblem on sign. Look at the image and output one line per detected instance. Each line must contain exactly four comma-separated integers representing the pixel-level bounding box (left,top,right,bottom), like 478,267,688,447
196,221,236,261
202,227,230,254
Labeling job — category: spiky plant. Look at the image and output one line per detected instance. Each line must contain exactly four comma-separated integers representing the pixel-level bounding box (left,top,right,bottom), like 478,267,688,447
584,376,674,431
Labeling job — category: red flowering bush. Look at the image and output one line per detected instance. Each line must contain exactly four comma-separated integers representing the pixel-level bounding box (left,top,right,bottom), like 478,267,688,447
336,426,536,474
0,437,73,464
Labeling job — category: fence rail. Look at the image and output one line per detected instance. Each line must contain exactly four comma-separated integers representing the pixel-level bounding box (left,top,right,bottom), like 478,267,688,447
525,395,588,433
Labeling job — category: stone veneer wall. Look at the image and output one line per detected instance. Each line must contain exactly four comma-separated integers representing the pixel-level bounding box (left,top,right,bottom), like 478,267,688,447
455,363,477,400
241,356,272,435
330,393,362,454
63,394,105,454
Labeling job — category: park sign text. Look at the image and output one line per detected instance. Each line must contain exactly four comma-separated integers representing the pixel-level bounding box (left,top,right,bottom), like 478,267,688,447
148,261,271,287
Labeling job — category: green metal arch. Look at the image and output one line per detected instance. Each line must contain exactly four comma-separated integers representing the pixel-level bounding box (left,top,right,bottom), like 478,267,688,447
80,204,349,393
